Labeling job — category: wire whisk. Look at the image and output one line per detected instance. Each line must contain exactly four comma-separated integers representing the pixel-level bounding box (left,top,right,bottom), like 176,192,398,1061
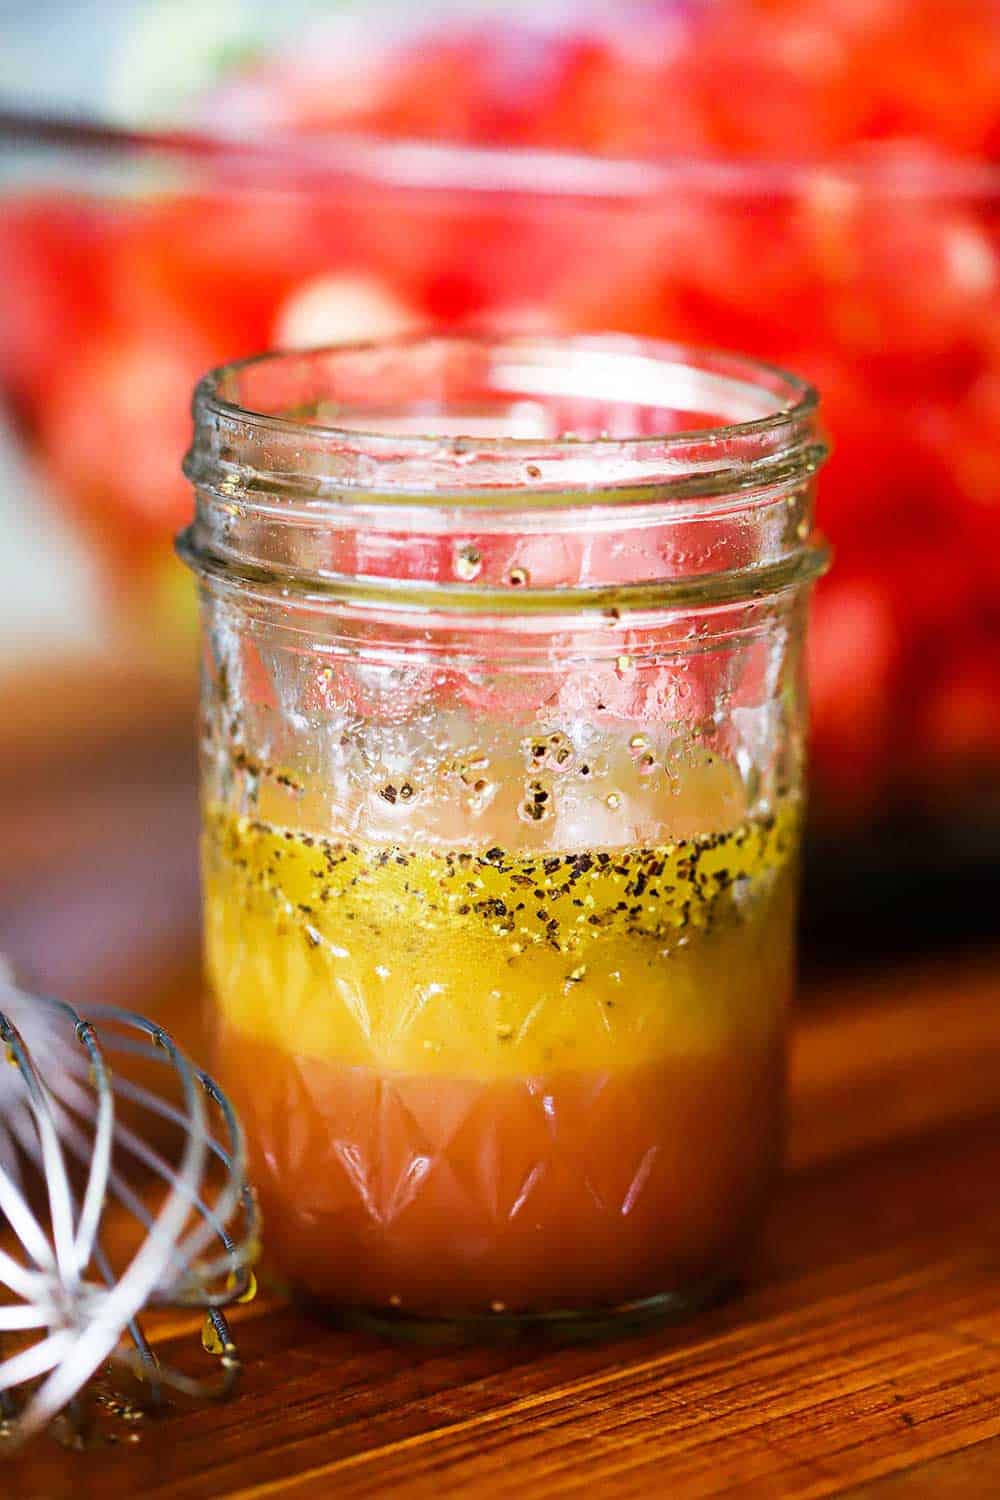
0,967,259,1448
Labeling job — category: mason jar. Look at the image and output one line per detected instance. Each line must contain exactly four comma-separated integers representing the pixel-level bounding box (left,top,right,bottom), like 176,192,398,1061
179,334,828,1337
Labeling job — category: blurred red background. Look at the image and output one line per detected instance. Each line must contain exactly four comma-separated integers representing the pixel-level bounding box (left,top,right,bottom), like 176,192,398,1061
1,0,998,980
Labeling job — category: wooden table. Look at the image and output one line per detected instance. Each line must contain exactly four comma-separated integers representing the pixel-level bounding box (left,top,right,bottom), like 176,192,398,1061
3,664,1000,1498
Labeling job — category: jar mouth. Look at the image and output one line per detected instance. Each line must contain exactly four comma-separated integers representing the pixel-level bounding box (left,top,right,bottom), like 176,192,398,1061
182,334,828,616
185,333,821,506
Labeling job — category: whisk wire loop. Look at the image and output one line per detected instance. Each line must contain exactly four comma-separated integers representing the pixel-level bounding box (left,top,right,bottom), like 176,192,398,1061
0,977,259,1447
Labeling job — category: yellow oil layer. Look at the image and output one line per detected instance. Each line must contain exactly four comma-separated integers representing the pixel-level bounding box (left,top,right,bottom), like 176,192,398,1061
203,797,800,1078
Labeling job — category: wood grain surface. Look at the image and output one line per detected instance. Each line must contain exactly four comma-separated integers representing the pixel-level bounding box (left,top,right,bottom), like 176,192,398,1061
2,661,999,1498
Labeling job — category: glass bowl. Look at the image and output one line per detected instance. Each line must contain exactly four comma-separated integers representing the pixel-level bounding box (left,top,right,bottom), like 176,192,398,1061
2,2,999,845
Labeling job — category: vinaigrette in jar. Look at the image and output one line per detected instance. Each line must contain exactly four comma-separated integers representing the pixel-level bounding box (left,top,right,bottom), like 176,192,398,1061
181,335,827,1334
203,745,798,1320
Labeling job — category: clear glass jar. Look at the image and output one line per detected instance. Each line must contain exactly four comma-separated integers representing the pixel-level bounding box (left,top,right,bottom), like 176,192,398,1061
180,334,828,1337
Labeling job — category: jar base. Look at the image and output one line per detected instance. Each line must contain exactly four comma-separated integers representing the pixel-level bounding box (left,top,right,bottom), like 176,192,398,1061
301,1272,739,1346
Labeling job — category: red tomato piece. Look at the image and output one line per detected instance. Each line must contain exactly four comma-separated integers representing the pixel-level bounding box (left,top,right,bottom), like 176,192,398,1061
807,572,901,813
810,191,999,375
916,649,1000,779
108,190,363,360
0,195,114,421
685,1,865,157
849,0,1000,156
38,327,219,554
929,373,1000,586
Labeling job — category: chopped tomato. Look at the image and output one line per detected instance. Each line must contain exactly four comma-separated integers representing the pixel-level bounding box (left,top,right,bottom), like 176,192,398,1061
0,196,113,420
107,191,361,357
917,649,1000,776
807,574,901,813
39,327,218,553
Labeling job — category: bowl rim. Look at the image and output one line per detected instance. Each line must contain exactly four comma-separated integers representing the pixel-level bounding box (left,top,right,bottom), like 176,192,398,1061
3,108,1000,200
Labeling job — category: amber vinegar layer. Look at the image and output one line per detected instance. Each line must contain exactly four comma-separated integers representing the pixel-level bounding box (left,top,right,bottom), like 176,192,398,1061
217,1029,784,1314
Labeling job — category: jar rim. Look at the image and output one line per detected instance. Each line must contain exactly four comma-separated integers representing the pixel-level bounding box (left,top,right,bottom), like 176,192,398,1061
195,334,817,453
182,334,828,616
185,333,821,509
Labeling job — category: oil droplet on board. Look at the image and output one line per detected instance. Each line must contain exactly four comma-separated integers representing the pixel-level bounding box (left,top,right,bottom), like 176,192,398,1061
227,1268,258,1305
201,1316,224,1356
